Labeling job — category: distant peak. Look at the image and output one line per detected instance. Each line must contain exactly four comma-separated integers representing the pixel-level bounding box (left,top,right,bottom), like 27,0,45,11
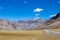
51,12,60,20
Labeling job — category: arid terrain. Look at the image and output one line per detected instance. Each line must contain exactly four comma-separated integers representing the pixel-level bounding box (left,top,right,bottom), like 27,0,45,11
0,29,60,40
33,12,60,30
0,12,60,30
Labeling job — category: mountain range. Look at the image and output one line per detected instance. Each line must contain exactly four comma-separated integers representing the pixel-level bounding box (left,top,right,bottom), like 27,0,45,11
33,12,60,30
0,18,43,30
0,12,60,30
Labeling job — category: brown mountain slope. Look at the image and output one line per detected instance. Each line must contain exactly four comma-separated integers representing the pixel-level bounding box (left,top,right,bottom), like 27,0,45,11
0,19,44,30
32,12,60,30
0,12,60,30
0,19,16,30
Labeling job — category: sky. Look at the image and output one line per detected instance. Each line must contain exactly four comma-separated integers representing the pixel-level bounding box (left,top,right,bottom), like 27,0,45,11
0,0,60,21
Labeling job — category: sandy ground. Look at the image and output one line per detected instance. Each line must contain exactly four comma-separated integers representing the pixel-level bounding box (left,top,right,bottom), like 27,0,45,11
0,29,60,40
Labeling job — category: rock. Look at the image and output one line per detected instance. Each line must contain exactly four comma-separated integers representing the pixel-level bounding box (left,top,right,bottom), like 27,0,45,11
0,19,44,30
35,12,60,29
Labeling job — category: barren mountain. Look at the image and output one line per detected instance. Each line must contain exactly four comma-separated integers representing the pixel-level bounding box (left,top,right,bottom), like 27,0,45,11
33,12,60,30
44,12,60,29
0,19,16,30
0,12,60,30
0,19,44,30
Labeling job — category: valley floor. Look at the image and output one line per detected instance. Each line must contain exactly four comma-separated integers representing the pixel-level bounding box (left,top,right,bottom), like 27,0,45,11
0,29,60,40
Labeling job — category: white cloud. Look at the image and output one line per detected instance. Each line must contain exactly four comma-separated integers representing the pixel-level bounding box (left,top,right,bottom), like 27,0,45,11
34,8,43,12
50,14,57,17
35,14,40,16
0,7,3,9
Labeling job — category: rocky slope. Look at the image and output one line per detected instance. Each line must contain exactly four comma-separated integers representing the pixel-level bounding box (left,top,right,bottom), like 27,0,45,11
33,12,60,29
44,12,60,29
0,19,44,30
0,12,60,30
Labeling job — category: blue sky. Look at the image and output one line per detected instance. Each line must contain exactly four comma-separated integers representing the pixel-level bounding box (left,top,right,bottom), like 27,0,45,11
0,0,60,21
